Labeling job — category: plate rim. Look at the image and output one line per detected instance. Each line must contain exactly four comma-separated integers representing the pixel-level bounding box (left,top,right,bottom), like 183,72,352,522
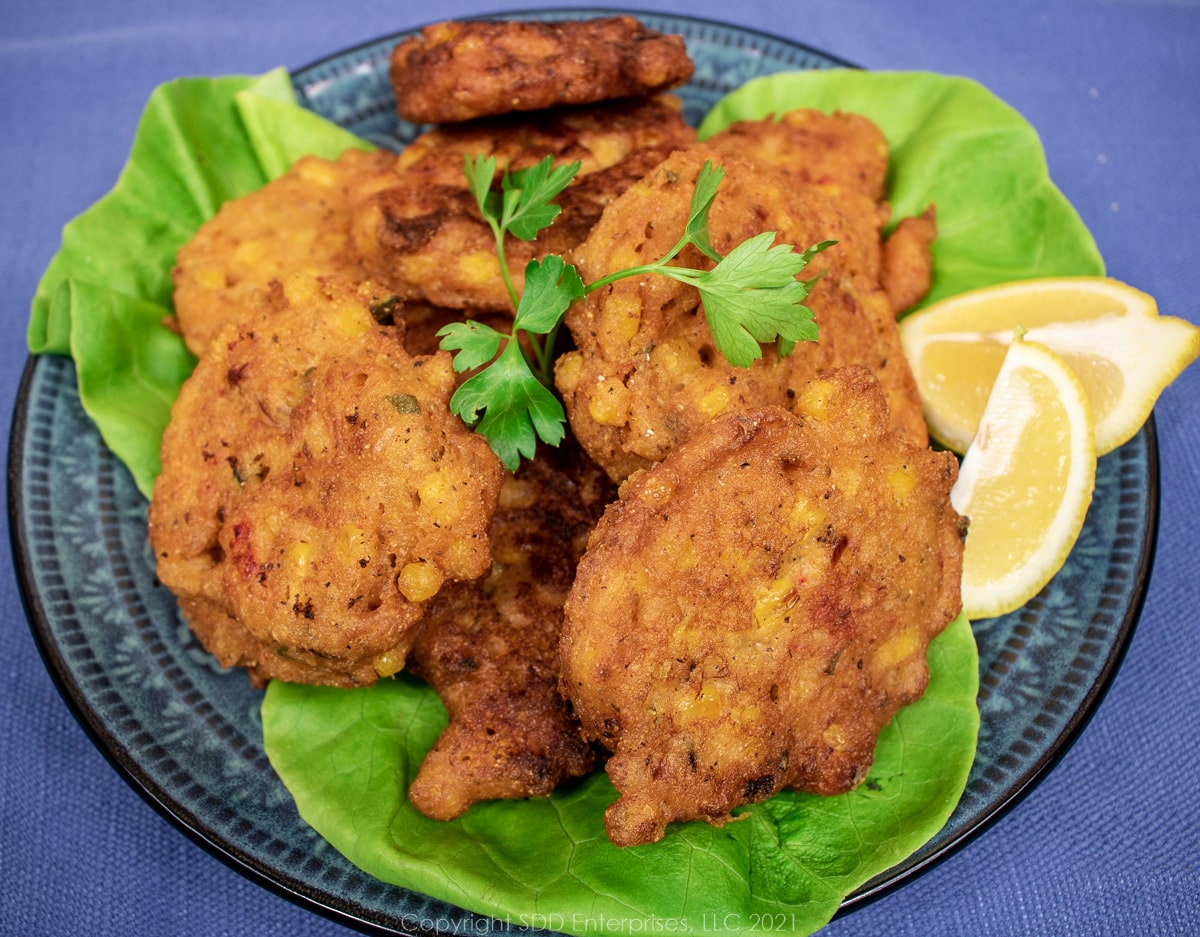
9,7,1160,934
842,414,1159,912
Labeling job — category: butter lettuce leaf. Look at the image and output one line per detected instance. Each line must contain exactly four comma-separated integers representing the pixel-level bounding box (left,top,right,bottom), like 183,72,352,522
699,69,1105,307
264,614,977,937
28,68,372,497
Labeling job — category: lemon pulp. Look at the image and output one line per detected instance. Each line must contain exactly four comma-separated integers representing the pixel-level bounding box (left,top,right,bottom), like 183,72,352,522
951,337,1096,620
900,276,1200,455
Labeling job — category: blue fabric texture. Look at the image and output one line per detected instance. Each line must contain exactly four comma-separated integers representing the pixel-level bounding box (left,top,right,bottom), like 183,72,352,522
2,1,1197,935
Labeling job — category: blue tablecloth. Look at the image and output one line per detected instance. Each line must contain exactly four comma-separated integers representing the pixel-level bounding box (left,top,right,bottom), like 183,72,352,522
3,1,1197,934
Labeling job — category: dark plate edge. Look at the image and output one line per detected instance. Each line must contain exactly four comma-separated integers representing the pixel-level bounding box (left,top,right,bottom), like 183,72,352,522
6,355,428,937
841,416,1160,912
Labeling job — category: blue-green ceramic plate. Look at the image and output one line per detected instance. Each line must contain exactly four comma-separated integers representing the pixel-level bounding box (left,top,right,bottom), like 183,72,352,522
9,9,1158,935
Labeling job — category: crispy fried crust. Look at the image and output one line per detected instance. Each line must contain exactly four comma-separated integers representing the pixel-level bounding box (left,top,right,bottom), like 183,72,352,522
390,16,694,124
881,205,938,315
555,146,928,483
171,147,394,356
148,273,504,687
559,368,964,846
406,440,616,819
705,109,936,318
349,96,697,312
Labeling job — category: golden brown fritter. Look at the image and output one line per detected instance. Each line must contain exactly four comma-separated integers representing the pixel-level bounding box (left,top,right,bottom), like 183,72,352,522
706,109,890,203
704,109,936,317
406,440,617,819
559,367,965,846
148,272,504,688
390,16,694,124
348,96,697,312
171,147,394,356
554,146,928,483
881,206,938,315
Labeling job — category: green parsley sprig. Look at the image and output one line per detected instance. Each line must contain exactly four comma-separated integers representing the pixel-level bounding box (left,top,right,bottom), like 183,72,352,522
438,156,832,470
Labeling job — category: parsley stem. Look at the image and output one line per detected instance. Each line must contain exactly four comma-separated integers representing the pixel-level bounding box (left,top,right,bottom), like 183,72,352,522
490,218,522,313
584,258,699,296
583,231,695,295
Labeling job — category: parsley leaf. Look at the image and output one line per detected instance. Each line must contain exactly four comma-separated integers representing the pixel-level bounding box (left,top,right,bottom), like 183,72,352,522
514,254,585,335
441,155,833,469
436,319,506,374
463,154,500,221
683,161,726,263
674,232,832,367
446,340,566,471
501,155,582,241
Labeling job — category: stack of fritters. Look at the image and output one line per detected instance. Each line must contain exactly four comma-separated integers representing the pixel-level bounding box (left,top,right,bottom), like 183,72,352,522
154,15,963,838
347,95,698,312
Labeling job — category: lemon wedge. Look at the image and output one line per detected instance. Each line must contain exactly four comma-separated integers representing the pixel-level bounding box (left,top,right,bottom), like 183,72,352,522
899,276,1200,454
951,334,1097,620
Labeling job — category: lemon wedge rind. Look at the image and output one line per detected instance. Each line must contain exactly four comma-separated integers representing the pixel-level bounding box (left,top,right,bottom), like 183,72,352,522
899,275,1200,456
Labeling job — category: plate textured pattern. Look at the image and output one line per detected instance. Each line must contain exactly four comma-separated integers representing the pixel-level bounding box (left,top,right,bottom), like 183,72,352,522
12,10,1156,935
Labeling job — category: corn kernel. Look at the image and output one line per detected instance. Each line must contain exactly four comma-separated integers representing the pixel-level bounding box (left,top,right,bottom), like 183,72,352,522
233,239,268,266
556,352,583,392
788,498,827,536
739,704,763,725
587,377,630,426
443,537,485,578
284,540,313,571
334,523,369,567
875,627,921,669
637,476,675,507
798,378,836,421
499,476,538,510
397,560,444,602
696,383,731,419
887,466,917,501
294,157,337,187
418,471,466,526
754,575,798,631
459,252,501,285
587,137,625,168
651,338,700,381
195,266,226,290
822,723,848,750
333,300,371,338
678,682,724,722
284,541,313,604
282,272,323,307
373,648,407,678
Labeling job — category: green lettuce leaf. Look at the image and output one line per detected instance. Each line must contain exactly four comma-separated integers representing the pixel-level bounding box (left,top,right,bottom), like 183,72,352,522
264,614,977,936
28,68,373,497
699,69,1105,307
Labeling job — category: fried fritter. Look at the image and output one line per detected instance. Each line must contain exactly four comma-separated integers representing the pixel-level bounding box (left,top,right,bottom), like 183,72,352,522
171,147,394,356
148,272,504,688
880,205,938,314
559,367,965,846
705,108,936,316
406,440,617,820
555,146,928,482
390,16,694,124
348,96,697,312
